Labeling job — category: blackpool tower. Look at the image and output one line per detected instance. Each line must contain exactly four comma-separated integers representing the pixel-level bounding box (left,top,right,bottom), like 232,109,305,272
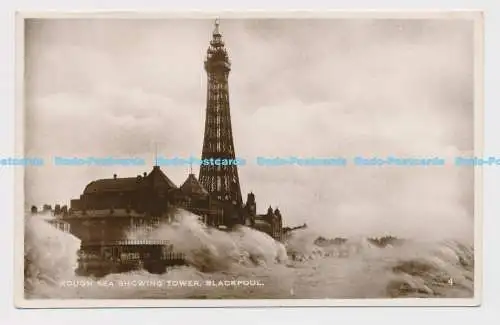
199,19,243,207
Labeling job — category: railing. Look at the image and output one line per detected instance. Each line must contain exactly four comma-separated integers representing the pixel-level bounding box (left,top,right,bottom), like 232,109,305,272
45,219,71,233
163,251,186,260
65,209,146,218
82,240,172,246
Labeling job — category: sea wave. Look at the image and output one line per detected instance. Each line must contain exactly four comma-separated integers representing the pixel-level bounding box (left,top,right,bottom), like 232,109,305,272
23,211,474,299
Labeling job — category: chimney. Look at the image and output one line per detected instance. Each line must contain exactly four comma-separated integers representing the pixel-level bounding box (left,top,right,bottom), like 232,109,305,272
113,174,117,179
143,172,147,177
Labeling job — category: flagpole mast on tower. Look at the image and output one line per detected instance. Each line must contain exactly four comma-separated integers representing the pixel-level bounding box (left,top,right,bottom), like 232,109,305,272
154,142,158,166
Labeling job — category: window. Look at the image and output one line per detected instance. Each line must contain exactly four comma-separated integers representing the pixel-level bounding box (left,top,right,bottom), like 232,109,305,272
218,211,224,225
120,252,140,261
152,217,160,227
130,217,161,233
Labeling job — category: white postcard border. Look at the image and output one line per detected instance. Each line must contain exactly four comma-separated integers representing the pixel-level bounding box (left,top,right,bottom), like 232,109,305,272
13,10,484,308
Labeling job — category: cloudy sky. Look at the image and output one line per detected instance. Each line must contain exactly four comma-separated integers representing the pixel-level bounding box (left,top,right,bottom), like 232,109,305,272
24,17,476,239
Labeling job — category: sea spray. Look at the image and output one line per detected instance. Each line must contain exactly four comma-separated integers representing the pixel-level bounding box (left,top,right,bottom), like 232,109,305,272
229,225,288,266
24,209,474,299
24,213,81,297
126,209,287,271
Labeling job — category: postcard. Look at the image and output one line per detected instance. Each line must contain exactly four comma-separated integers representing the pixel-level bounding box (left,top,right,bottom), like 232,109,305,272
14,10,483,308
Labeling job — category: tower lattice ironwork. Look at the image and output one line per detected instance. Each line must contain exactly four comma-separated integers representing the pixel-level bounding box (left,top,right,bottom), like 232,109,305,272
199,19,243,207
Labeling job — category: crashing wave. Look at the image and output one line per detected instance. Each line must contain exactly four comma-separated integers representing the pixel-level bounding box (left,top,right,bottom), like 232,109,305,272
125,209,288,272
24,209,474,299
24,213,81,297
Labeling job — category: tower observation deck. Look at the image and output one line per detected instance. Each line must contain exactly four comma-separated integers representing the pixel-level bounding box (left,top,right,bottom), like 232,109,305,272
199,19,243,207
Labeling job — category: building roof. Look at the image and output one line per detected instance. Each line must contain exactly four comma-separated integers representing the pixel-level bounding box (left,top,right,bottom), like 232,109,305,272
83,166,177,194
84,178,137,193
147,166,178,189
180,173,208,195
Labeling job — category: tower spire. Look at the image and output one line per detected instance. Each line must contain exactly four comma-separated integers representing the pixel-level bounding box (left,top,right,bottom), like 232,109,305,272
214,18,220,35
150,141,159,167
154,142,158,167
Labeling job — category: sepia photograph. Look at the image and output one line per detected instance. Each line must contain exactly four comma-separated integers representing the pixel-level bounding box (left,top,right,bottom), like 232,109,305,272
15,11,482,307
